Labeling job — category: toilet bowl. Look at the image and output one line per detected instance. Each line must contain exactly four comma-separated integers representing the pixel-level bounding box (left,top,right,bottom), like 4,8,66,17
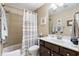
28,45,39,56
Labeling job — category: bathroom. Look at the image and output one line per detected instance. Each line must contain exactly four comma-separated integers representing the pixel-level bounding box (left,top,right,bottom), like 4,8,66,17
0,3,79,56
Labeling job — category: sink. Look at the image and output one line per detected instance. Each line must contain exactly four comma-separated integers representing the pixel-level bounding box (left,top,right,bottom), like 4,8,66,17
48,35,62,40
48,35,71,44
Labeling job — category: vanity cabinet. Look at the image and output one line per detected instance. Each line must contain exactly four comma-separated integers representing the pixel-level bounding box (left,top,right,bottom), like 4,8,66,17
39,40,79,56
40,40,60,56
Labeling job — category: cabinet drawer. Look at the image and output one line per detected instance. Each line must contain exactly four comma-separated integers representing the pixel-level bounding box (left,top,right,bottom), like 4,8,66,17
40,40,45,46
40,46,50,56
51,51,61,56
45,42,59,52
77,52,79,56
60,47,76,56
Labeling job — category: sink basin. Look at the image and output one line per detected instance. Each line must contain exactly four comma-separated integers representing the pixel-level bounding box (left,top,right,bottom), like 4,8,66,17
48,35,71,44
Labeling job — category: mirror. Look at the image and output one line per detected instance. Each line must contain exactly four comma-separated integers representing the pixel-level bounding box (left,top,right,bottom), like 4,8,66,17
0,10,1,39
48,3,79,36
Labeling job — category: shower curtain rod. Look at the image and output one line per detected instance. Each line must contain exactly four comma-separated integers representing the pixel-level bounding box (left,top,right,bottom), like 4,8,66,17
0,3,5,8
0,4,9,13
0,4,21,14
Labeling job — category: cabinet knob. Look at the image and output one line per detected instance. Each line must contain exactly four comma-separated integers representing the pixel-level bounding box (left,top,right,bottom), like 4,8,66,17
67,53,70,56
51,54,54,56
48,52,50,54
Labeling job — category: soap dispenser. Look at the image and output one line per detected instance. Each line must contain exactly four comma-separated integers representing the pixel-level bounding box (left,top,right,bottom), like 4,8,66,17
71,36,78,45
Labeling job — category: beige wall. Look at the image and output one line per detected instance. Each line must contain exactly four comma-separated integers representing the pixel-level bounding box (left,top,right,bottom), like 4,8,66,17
0,43,2,55
3,6,23,47
36,4,50,36
49,5,79,36
4,5,23,16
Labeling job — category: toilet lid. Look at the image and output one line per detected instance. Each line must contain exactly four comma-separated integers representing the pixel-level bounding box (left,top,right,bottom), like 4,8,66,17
28,45,39,51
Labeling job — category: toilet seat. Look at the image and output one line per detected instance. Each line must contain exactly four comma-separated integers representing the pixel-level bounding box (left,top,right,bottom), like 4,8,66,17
29,45,39,51
28,45,39,56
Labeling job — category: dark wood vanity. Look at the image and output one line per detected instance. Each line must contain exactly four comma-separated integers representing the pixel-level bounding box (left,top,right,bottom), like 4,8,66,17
39,40,79,56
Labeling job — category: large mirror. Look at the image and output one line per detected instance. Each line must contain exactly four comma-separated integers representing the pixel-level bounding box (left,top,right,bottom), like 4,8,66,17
48,3,79,37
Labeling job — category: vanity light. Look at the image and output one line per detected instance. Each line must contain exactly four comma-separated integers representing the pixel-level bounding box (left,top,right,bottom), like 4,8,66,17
50,4,57,10
50,3,64,10
56,3,64,7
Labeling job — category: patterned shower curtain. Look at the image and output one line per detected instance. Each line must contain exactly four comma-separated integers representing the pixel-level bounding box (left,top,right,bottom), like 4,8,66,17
0,4,8,43
22,9,38,56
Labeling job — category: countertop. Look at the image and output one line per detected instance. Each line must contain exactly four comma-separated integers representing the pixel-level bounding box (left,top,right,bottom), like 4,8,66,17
38,35,79,52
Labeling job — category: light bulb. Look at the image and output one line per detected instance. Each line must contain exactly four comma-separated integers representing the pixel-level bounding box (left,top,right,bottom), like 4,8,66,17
56,3,64,7
50,3,57,10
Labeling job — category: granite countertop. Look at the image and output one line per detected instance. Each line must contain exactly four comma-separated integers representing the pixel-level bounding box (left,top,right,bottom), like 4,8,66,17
38,35,79,52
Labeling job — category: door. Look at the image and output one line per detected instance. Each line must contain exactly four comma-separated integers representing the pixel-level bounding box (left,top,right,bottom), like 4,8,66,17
40,45,50,56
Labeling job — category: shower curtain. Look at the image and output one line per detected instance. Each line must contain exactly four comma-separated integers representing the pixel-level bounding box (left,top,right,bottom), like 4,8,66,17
22,9,38,55
0,4,8,43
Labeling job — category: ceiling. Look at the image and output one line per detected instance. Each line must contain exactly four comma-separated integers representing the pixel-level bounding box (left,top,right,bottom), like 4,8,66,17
5,3,44,11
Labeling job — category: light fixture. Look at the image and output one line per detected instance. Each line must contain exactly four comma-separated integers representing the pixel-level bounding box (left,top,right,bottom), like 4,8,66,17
50,3,64,10
50,4,57,10
56,3,64,7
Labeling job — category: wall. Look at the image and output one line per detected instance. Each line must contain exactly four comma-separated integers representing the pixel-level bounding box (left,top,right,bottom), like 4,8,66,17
0,17,2,56
49,5,79,36
3,6,23,47
4,5,23,16
0,43,2,55
36,4,50,36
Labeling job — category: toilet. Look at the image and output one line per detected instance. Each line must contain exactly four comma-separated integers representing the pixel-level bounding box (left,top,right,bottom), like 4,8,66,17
28,45,39,56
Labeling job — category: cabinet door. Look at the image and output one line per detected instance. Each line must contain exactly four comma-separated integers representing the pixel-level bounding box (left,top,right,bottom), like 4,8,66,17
51,51,61,56
45,42,59,52
60,47,76,56
77,52,79,56
40,45,50,56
